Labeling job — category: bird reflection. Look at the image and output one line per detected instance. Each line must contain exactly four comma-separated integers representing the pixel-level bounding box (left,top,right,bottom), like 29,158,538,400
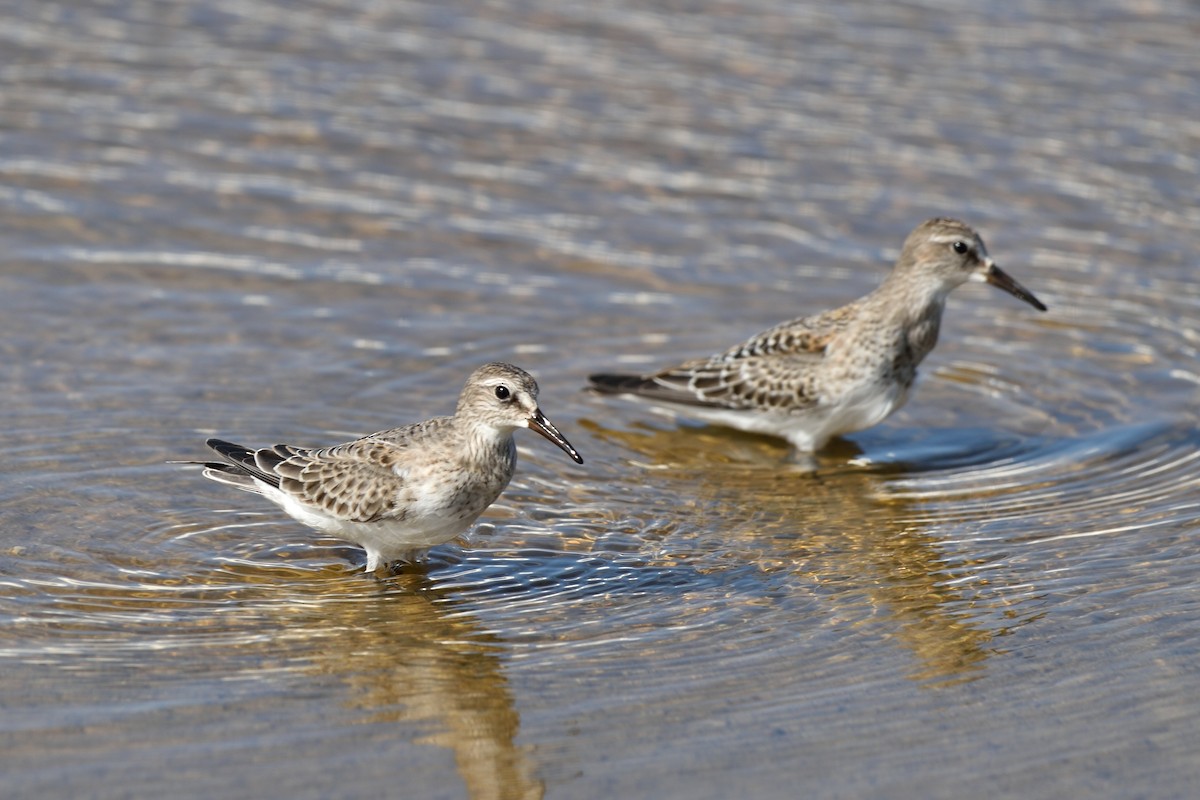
580,418,1019,684
297,569,542,800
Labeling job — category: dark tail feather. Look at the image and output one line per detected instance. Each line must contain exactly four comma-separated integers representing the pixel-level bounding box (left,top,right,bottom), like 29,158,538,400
587,373,656,395
206,437,254,464
204,438,282,489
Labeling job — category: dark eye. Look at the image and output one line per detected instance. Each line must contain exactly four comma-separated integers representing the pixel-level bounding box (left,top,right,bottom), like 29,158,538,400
952,241,969,255
494,385,511,401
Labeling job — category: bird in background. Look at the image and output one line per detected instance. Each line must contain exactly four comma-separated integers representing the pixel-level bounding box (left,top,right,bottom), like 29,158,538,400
188,362,583,573
588,218,1047,454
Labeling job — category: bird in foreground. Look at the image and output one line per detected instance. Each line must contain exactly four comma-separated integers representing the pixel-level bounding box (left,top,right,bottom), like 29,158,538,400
189,362,583,573
588,218,1046,454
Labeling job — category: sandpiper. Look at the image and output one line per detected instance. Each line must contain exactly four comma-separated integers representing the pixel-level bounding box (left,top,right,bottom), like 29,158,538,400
589,218,1046,453
190,362,583,572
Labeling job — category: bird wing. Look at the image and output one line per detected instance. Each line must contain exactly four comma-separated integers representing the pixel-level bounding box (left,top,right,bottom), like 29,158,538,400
589,300,867,411
716,300,859,360
267,438,410,523
203,437,410,523
644,353,826,411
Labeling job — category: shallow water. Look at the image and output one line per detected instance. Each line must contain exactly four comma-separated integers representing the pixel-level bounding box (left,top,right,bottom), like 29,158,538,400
2,0,1199,797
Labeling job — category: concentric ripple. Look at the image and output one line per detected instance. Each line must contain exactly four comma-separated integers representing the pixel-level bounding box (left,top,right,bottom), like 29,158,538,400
880,421,1200,543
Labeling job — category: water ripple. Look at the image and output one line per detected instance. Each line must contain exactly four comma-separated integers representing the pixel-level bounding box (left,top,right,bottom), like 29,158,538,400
881,422,1200,540
3,0,1200,796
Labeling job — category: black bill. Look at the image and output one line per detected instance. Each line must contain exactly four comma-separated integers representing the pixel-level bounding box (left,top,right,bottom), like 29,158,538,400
986,264,1047,311
528,410,584,464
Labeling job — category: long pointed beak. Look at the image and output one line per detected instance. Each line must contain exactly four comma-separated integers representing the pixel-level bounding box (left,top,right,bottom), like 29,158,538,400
986,263,1047,311
527,409,584,464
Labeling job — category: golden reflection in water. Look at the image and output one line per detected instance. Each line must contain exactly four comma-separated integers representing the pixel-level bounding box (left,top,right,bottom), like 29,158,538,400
581,419,1012,684
12,561,542,800
295,570,544,800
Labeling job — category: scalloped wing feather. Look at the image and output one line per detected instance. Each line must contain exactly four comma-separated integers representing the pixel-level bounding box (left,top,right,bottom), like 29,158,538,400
718,300,861,361
270,438,409,523
651,354,827,412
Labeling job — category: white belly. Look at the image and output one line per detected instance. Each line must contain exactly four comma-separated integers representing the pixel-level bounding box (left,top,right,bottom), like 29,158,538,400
657,379,911,453
260,480,499,570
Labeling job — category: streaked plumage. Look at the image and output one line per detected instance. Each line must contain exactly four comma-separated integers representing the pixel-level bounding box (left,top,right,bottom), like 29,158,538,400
190,362,583,572
589,218,1046,453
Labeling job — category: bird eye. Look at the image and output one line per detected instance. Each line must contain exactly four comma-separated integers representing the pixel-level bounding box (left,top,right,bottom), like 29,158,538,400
952,241,969,255
494,385,511,401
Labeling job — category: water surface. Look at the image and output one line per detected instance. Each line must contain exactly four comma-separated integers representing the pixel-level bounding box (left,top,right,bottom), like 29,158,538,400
2,1,1199,797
